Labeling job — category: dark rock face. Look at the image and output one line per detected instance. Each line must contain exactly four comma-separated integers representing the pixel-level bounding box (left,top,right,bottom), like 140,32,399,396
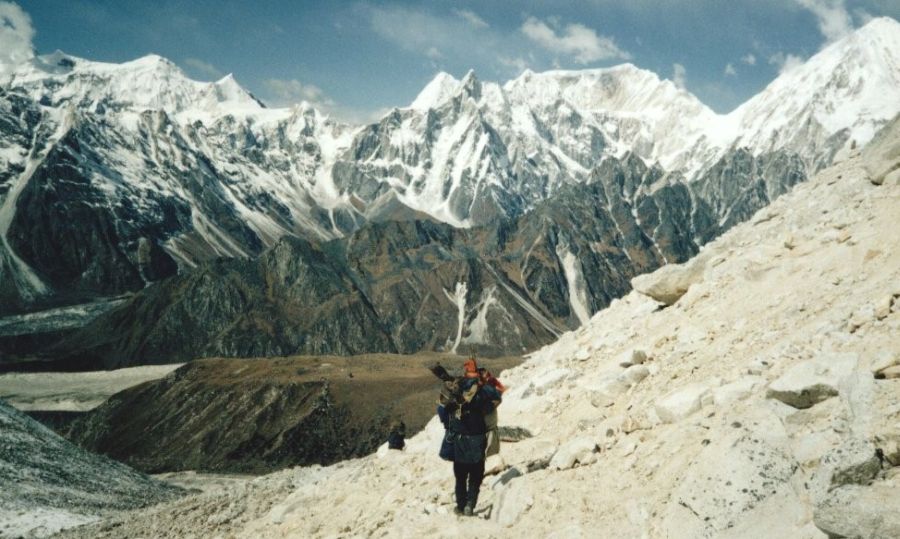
3,128,820,367
50,148,806,367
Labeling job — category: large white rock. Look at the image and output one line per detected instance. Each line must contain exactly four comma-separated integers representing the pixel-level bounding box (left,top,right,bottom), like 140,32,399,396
655,383,711,423
814,482,900,539
766,352,857,409
713,376,763,407
523,368,574,398
631,255,708,306
549,437,599,470
493,480,534,527
660,427,797,536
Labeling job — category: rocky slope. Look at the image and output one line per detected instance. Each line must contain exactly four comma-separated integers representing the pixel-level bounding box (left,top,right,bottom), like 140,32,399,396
0,398,183,538
63,354,519,474
2,18,899,324
56,114,900,539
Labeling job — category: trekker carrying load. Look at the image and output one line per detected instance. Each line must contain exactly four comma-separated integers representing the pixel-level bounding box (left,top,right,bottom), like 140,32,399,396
431,358,503,516
465,359,506,458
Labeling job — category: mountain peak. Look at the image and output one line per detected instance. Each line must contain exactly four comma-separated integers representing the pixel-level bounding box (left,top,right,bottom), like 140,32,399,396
857,15,900,37
410,71,460,110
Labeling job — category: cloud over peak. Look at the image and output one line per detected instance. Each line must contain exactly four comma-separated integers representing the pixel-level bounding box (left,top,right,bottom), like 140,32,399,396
794,0,854,42
0,1,34,79
521,16,630,64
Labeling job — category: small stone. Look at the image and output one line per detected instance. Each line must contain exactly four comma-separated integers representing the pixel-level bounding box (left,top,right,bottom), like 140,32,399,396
618,348,648,367
549,437,599,470
655,383,710,423
871,351,899,375
877,365,900,380
620,365,650,385
490,466,523,490
875,296,893,320
836,229,851,243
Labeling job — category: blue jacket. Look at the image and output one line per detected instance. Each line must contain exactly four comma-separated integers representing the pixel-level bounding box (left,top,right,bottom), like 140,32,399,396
439,380,499,463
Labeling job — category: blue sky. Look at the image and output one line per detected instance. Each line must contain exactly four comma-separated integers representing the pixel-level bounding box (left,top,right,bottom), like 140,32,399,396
10,0,900,122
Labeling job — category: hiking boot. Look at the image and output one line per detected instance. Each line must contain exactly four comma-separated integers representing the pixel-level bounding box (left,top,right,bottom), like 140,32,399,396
453,506,465,516
464,504,474,516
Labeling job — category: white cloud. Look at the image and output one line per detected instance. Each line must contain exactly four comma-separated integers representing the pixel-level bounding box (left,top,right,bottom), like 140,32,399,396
793,0,853,42
724,63,737,76
521,16,630,64
0,1,34,80
183,57,222,80
364,4,497,65
672,63,686,89
455,9,488,29
741,53,757,65
768,51,804,74
263,78,337,110
499,55,530,74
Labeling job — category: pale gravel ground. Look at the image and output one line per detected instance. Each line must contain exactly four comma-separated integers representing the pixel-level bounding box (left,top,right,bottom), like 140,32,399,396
0,364,182,411
56,124,900,538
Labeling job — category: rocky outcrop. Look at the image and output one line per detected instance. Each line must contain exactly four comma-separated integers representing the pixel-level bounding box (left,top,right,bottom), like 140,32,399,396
64,354,520,474
0,398,183,537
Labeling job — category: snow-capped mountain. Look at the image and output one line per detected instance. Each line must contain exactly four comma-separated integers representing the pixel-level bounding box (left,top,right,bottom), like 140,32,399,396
341,17,900,226
0,52,362,313
0,16,898,335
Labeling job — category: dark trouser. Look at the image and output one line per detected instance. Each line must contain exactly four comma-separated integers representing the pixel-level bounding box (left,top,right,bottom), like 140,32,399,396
453,461,485,510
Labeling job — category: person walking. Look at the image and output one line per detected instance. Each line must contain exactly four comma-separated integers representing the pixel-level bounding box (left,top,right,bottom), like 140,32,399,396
442,375,500,516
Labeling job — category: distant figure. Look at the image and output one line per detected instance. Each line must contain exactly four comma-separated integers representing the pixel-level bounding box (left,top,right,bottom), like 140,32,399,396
387,421,406,450
435,357,502,517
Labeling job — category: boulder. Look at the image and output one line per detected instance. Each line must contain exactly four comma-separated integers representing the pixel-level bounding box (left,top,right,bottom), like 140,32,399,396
877,365,900,379
809,438,882,502
549,437,599,470
766,353,857,409
813,482,900,539
631,256,707,306
655,383,711,424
